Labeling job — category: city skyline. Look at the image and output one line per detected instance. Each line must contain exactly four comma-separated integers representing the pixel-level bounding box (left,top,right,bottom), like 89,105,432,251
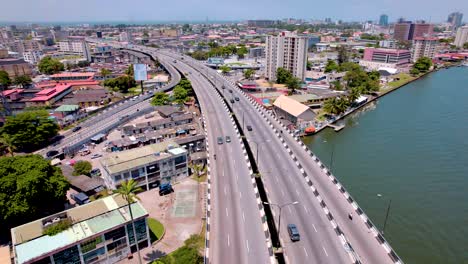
1,0,467,23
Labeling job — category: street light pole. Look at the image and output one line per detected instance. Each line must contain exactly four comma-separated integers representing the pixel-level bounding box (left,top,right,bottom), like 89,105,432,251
263,201,299,244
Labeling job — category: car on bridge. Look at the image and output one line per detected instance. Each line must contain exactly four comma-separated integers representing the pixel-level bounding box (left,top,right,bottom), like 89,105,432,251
217,136,224,145
72,126,82,132
287,224,300,242
225,136,231,143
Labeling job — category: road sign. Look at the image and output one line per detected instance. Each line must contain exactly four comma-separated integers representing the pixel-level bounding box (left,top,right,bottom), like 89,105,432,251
133,64,148,81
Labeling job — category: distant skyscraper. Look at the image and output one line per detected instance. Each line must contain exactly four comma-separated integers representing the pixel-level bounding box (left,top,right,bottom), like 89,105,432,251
265,31,308,81
447,12,463,28
379,14,389,26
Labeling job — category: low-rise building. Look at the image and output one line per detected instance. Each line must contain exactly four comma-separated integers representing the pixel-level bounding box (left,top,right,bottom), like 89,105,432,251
100,141,188,190
359,47,411,70
0,58,32,77
50,72,95,81
273,95,316,124
11,195,150,264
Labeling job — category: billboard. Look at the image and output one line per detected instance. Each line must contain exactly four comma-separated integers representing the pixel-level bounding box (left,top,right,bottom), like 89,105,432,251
133,64,148,81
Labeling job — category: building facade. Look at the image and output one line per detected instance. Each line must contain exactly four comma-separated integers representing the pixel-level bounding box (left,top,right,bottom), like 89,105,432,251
394,22,433,41
247,20,277,27
23,50,44,64
11,195,150,264
362,48,411,66
266,31,308,81
454,26,468,47
411,37,438,62
0,58,32,77
57,40,91,61
100,141,188,190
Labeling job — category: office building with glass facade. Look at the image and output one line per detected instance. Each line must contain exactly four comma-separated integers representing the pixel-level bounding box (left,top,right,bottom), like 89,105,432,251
11,195,150,264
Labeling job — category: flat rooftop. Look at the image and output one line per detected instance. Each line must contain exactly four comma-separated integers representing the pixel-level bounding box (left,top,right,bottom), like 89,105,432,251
101,141,186,175
12,195,148,264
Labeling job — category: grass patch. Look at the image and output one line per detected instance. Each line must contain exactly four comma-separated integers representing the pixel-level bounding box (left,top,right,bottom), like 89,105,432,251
148,218,165,243
43,218,72,236
154,234,204,264
383,73,416,92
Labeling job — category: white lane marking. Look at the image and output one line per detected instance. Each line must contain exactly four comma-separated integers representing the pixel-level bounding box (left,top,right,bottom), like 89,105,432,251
224,186,227,196
313,224,318,233
281,189,285,197
227,234,230,247
246,240,250,253
303,205,309,214
226,208,229,217
296,189,300,195
239,191,242,198
303,247,309,257
322,246,329,257
275,175,279,183
243,211,245,222
288,206,292,214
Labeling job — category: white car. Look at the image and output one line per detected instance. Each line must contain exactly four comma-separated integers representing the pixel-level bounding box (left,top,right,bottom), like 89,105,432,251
90,153,103,159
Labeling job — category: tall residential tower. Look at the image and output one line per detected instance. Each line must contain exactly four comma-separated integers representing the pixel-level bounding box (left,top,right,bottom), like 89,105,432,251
265,31,308,81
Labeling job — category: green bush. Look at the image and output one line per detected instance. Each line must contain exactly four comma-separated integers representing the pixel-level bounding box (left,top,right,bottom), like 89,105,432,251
73,161,92,176
43,218,72,236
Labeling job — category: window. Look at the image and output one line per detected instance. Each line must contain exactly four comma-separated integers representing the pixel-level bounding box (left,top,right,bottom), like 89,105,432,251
83,247,105,264
104,226,126,241
53,245,80,264
127,219,148,245
80,236,103,253
114,175,122,181
131,169,140,179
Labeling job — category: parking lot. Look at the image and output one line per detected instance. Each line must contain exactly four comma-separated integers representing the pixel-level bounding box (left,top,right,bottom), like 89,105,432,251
120,178,205,263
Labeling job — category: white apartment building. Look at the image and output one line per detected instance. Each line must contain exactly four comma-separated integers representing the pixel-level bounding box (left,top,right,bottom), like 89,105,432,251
454,26,468,48
22,50,43,64
411,37,438,62
57,40,91,61
266,31,308,81
100,141,188,190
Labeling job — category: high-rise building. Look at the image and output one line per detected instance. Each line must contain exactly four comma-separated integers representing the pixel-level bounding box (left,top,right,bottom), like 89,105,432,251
57,38,91,61
411,37,438,62
379,14,389,26
394,22,412,41
454,26,468,47
265,31,308,81
393,22,433,41
447,12,464,28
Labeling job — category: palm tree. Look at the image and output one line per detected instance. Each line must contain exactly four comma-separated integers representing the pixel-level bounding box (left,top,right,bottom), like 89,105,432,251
348,88,361,104
113,180,143,264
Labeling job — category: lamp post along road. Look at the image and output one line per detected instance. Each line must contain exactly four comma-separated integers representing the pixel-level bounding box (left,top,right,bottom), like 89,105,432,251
263,201,299,242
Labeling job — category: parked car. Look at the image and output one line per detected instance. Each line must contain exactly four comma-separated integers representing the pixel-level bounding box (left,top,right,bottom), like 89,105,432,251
72,126,82,132
230,99,235,103
217,136,224,145
235,97,240,101
71,192,90,205
90,168,101,177
225,136,231,143
90,153,103,159
287,224,300,242
247,125,253,131
159,182,173,196
46,150,59,158
229,89,233,93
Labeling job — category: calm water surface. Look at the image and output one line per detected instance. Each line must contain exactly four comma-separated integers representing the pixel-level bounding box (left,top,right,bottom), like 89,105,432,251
303,67,468,264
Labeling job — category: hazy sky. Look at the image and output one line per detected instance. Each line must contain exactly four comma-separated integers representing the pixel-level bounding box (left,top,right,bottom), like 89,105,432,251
1,0,467,23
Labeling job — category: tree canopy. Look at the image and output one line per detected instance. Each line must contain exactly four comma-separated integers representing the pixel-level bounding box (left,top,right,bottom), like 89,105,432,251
323,96,350,115
276,67,293,84
412,57,432,73
243,69,255,79
219,65,231,74
13,75,32,88
125,64,134,76
464,42,468,49
343,67,380,94
173,86,188,104
73,161,92,176
38,56,65,75
1,110,59,151
286,77,301,95
0,155,69,230
337,46,349,64
0,70,11,88
324,60,339,73
151,92,170,106
103,75,136,93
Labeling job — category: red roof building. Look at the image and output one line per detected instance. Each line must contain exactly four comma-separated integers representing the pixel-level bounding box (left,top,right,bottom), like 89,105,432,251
27,84,73,107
